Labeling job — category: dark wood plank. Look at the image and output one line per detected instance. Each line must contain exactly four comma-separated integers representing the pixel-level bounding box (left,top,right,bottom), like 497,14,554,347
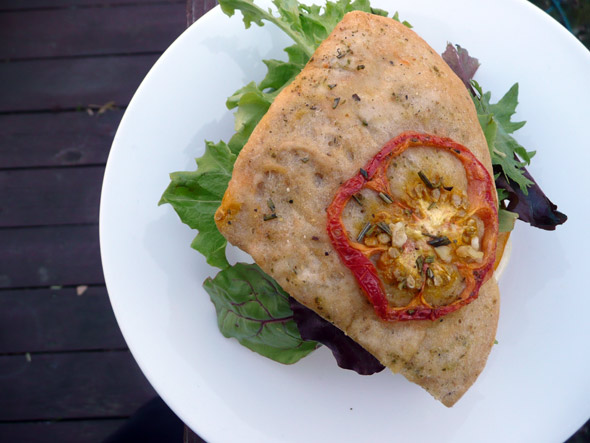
0,110,120,169
0,225,104,288
187,0,216,25
184,427,207,443
0,166,103,227
0,419,126,443
0,4,185,59
0,0,183,10
0,351,155,420
0,54,159,112
0,286,126,353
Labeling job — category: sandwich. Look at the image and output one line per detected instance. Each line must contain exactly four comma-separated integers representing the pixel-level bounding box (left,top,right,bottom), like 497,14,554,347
161,0,566,407
214,10,499,406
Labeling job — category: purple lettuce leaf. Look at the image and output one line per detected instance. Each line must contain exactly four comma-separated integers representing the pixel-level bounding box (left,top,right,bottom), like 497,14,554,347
441,43,480,94
288,297,385,375
494,164,567,230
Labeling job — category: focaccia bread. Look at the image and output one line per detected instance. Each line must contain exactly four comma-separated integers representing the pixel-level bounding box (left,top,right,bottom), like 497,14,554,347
215,11,499,406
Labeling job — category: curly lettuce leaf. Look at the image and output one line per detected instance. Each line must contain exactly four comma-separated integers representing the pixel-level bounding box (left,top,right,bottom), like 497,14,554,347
161,0,399,267
220,0,388,60
472,81,535,193
442,44,534,194
159,140,235,269
204,263,318,364
442,43,566,231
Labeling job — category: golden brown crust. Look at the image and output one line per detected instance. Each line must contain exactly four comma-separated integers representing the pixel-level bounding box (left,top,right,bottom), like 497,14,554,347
216,11,499,406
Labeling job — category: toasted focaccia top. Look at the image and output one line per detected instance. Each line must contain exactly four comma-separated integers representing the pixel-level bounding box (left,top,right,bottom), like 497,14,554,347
215,11,499,406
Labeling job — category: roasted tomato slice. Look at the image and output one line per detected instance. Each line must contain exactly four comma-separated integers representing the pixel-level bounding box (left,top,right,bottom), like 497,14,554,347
326,132,498,321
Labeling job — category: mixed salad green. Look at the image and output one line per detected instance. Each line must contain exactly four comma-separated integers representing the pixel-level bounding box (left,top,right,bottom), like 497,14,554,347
160,0,566,367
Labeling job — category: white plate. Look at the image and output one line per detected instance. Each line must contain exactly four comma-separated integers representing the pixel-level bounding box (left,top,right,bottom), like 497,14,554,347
99,1,590,441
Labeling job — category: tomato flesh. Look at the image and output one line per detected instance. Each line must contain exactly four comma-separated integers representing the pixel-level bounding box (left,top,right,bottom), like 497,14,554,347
326,132,498,321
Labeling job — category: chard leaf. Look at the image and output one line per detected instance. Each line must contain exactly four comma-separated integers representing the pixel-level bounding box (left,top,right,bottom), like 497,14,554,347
289,297,384,374
204,263,318,364
159,140,235,269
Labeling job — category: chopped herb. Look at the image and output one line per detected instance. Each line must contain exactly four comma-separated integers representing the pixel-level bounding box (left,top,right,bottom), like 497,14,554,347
403,208,412,217
361,119,368,126
357,222,373,242
267,198,275,212
377,221,391,235
378,192,393,204
328,83,337,89
426,267,434,279
356,64,365,70
427,236,451,247
359,168,369,180
333,97,341,109
407,309,415,315
352,93,361,101
418,170,440,189
263,213,278,221
427,202,437,210
301,157,310,163
352,193,363,206
425,255,435,263
416,256,424,274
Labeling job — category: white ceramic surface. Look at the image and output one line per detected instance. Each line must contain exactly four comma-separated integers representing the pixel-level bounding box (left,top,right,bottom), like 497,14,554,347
100,1,590,441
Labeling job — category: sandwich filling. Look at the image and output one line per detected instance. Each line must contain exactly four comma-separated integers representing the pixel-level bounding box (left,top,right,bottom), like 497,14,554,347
327,132,498,321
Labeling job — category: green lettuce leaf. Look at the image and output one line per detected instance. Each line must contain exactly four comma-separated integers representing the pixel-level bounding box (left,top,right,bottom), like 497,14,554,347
472,81,535,194
203,262,318,364
159,140,236,269
161,0,398,267
220,0,389,60
498,208,518,233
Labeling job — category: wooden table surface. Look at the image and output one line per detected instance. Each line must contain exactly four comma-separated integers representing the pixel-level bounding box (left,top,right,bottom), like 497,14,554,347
0,1,187,441
0,0,587,441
